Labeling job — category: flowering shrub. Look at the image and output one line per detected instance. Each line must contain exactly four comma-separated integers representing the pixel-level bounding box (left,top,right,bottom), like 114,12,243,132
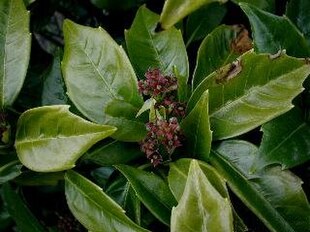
0,0,310,231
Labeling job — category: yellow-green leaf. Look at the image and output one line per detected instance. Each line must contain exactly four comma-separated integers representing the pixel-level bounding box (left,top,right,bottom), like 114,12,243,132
159,0,228,30
15,105,116,172
171,160,233,232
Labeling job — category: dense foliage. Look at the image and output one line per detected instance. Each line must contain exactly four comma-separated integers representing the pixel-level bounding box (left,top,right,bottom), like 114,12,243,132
0,0,309,231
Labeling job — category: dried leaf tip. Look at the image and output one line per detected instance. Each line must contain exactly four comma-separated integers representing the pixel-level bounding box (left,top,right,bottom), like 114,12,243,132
216,59,242,84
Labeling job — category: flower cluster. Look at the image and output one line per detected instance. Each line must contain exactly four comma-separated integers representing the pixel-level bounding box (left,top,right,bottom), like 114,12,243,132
140,117,182,166
161,95,186,118
138,68,177,97
138,68,185,166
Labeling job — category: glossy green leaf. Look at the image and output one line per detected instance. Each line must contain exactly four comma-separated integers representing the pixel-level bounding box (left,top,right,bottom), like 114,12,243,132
193,25,250,90
62,19,145,141
168,158,228,202
84,140,143,166
188,51,310,140
65,170,149,232
41,50,68,106
116,164,177,225
0,160,22,184
286,0,310,43
91,166,114,189
210,140,310,232
171,160,233,232
14,171,64,186
240,3,310,57
159,0,228,30
181,91,212,160
186,3,227,46
0,0,31,108
232,0,275,12
2,183,45,232
252,108,310,171
15,105,116,172
125,6,189,81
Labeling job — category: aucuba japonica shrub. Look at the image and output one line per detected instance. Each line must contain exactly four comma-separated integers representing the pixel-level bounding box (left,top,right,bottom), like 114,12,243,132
0,0,310,231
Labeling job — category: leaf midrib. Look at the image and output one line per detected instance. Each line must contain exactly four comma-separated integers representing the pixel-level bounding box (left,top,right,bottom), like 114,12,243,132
117,167,173,223
209,67,305,118
80,44,118,100
141,10,165,72
66,177,138,230
131,176,172,211
263,122,307,157
2,0,12,107
15,130,113,145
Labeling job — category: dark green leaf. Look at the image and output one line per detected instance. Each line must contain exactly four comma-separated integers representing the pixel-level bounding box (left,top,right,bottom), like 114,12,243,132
186,3,227,46
22,0,35,6
188,51,310,140
14,171,64,186
90,0,138,11
0,160,22,184
116,164,177,225
192,25,251,89
2,183,45,232
105,176,141,225
232,0,275,12
15,105,116,172
0,203,12,231
286,0,310,43
171,160,233,232
181,91,212,160
240,3,310,57
254,166,310,232
65,170,149,232
210,140,310,232
41,50,68,106
84,140,143,166
252,108,310,170
91,166,115,188
0,0,31,108
159,0,228,30
62,19,145,141
125,6,189,81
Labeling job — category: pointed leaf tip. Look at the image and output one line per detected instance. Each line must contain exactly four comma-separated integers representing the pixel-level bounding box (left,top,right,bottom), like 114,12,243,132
171,159,233,232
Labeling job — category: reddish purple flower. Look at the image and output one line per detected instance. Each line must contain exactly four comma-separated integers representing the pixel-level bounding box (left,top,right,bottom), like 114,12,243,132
138,68,177,97
140,117,182,166
161,95,186,118
149,151,163,167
